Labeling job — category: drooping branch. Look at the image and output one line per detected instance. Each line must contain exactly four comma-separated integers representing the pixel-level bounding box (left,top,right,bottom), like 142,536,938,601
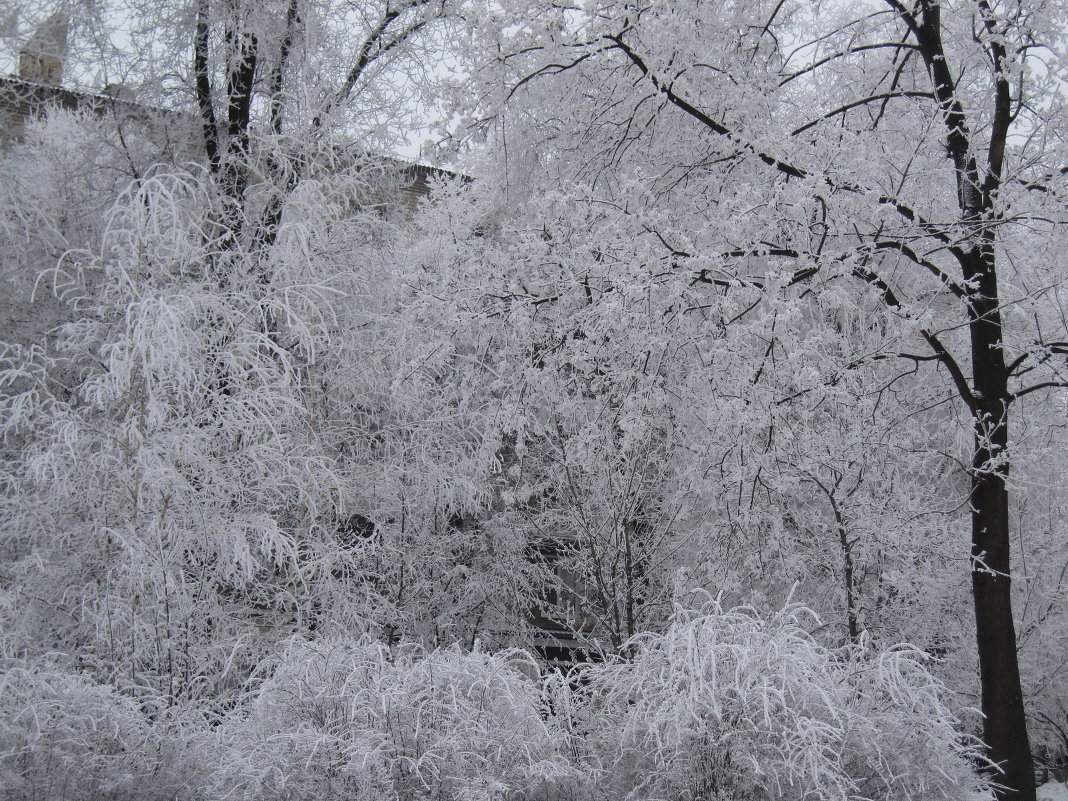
852,260,976,412
606,32,804,178
598,7,1005,435
505,50,601,103
685,236,976,413
688,238,964,305
881,0,923,39
1006,342,1068,376
1017,166,1068,194
870,240,966,299
1010,381,1068,401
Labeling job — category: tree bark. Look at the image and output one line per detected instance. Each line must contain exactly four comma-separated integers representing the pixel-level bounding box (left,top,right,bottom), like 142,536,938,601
968,241,1036,801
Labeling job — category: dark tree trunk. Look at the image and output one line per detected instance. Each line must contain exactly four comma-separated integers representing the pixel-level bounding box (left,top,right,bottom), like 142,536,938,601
968,242,1035,801
971,461,1036,801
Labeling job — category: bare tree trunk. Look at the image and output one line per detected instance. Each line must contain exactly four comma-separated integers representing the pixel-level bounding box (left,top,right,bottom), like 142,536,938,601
969,241,1035,801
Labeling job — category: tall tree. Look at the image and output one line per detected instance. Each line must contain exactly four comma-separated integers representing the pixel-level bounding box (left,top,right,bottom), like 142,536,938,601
0,0,512,704
446,1,1068,797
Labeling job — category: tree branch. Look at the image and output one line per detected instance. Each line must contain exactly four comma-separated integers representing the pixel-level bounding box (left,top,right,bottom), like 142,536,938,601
604,31,968,265
605,33,805,178
976,0,1012,196
791,90,934,135
871,240,966,298
1010,381,1068,401
268,0,301,136
921,328,978,414
225,31,257,152
882,0,923,39
1006,342,1068,376
779,41,919,87
312,0,441,131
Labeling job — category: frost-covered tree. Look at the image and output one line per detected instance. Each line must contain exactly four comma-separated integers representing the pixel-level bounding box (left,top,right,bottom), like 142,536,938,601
435,1,1068,797
408,155,973,663
0,0,534,706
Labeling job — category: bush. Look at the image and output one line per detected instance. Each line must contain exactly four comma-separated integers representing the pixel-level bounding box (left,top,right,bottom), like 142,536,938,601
571,602,993,801
209,637,584,801
0,609,994,801
0,657,204,801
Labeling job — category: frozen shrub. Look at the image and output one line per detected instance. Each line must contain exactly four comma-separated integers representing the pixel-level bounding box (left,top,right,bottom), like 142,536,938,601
209,637,585,801
571,602,993,801
0,657,204,801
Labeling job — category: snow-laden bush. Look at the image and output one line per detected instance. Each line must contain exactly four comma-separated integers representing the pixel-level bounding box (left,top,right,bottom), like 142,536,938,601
572,602,993,801
0,611,996,801
0,657,204,801
209,637,585,801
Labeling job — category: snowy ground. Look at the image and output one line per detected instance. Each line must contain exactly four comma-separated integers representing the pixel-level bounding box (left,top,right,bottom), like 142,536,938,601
1039,782,1068,801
